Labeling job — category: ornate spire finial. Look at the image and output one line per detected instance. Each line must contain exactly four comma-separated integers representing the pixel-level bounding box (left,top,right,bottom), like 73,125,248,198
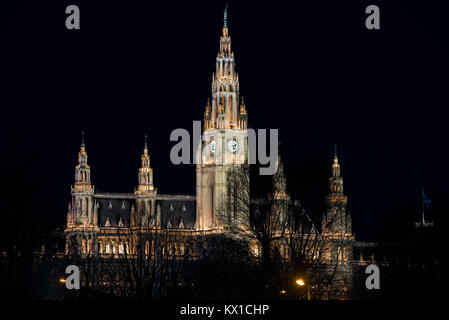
81,130,85,148
223,3,228,28
333,144,339,164
144,134,148,149
332,144,340,166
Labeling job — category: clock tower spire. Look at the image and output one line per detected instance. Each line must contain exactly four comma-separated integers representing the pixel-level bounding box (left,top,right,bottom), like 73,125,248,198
204,5,247,131
196,6,249,231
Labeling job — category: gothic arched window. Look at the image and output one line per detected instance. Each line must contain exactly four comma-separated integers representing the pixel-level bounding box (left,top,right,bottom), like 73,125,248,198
82,239,87,255
84,198,88,215
145,241,150,257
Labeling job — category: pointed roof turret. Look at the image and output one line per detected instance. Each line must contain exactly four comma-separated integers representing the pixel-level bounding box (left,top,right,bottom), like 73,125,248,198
332,144,341,178
329,145,344,195
323,145,351,236
223,3,228,28
144,134,148,155
240,96,247,114
272,144,289,201
219,4,232,54
204,98,211,114
72,130,93,193
136,134,155,194
77,130,88,166
81,130,85,148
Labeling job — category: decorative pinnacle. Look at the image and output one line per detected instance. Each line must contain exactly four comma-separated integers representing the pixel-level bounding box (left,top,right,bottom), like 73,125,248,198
223,3,228,28
334,144,338,158
81,130,85,148
144,134,148,150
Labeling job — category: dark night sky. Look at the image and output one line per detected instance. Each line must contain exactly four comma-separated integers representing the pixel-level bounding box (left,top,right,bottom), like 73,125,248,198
0,0,448,242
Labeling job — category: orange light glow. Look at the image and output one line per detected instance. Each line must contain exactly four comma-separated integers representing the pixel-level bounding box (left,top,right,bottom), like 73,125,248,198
296,279,305,286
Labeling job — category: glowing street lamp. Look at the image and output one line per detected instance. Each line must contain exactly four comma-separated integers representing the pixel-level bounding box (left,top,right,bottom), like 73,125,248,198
59,278,66,284
296,279,305,286
295,278,310,300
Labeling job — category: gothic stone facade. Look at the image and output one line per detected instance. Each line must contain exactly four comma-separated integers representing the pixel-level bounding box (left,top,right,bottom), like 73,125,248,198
64,11,355,290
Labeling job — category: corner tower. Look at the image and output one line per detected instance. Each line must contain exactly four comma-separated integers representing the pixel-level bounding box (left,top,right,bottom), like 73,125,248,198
67,132,97,228
196,6,249,230
322,146,354,296
322,146,352,235
134,135,157,227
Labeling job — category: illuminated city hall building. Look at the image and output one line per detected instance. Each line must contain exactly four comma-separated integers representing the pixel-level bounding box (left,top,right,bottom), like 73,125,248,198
64,9,354,285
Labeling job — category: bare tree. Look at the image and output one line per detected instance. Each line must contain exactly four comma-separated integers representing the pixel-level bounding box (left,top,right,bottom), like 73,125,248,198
284,203,352,300
112,227,190,299
215,163,291,295
216,161,352,299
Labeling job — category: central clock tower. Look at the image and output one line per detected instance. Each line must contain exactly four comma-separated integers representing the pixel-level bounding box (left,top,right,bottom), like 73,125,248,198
195,8,249,231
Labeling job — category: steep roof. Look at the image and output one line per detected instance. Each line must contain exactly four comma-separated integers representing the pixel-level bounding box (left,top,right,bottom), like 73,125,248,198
158,198,196,230
94,193,196,229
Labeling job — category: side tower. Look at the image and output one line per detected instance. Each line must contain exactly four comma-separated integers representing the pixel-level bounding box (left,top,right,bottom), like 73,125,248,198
134,135,158,228
322,146,354,297
196,7,249,230
66,133,99,255
322,146,352,235
271,150,290,226
67,133,96,228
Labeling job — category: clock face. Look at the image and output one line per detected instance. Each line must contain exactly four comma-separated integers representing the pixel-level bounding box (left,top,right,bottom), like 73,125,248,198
227,139,238,153
210,141,216,153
